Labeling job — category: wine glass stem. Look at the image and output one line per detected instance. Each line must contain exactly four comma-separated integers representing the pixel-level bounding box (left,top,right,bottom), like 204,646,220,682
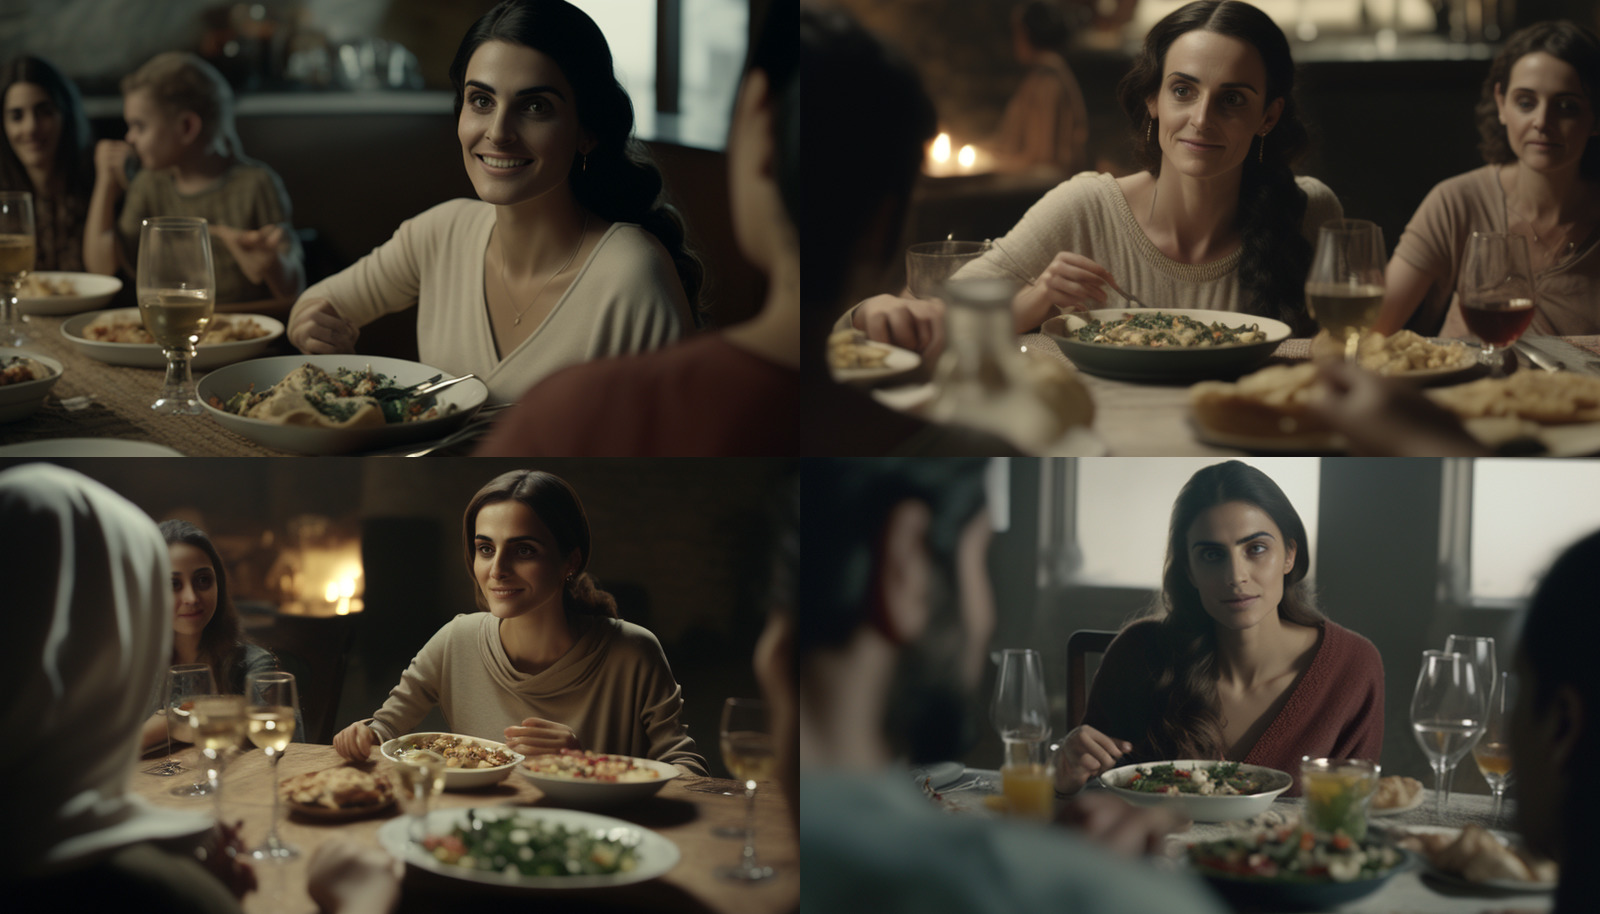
208,748,225,825
1432,761,1447,818
737,781,759,871
1490,785,1504,824
266,750,281,844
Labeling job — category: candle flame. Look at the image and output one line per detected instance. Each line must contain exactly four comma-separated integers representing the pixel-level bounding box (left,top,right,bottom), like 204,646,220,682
931,133,951,163
958,145,976,169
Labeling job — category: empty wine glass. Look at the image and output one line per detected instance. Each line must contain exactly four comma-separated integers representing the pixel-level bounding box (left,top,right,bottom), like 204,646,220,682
1458,232,1536,374
0,191,33,346
1471,671,1515,824
136,217,215,414
906,240,990,301
167,664,217,796
394,748,446,847
1444,635,1496,716
990,648,1050,768
245,671,298,860
717,697,775,882
1410,650,1484,819
190,693,247,825
1305,219,1386,362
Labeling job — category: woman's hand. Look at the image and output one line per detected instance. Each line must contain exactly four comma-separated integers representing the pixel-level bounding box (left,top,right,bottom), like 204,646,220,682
93,139,132,193
307,839,401,914
851,294,946,359
196,820,258,900
503,717,582,756
1058,791,1187,857
332,720,377,762
1306,361,1488,457
1012,251,1115,331
1053,725,1132,795
289,298,359,354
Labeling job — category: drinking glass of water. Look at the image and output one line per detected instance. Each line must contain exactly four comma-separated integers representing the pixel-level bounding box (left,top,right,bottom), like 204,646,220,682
1410,650,1484,819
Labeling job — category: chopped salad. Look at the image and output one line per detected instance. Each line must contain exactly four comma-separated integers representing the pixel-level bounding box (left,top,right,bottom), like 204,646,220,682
1121,762,1269,796
423,816,639,878
1189,825,1405,883
1072,312,1267,348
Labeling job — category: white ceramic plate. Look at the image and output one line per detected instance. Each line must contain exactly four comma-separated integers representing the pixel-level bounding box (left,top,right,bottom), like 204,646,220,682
0,347,63,423
516,754,680,808
196,355,488,455
1043,310,1292,383
1187,413,1346,455
1391,825,1557,892
1368,787,1426,817
1099,760,1293,822
831,342,921,386
0,438,182,456
379,732,524,791
16,272,123,315
60,309,284,370
909,761,967,792
376,807,679,890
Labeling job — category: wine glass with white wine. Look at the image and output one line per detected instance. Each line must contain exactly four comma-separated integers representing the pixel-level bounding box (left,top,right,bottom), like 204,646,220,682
394,748,446,847
1472,671,1515,824
136,216,214,414
190,693,247,826
245,671,298,860
717,697,775,882
1305,219,1386,362
166,664,217,795
0,191,34,346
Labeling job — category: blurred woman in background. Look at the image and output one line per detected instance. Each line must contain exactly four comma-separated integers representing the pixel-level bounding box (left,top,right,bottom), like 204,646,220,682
0,55,93,271
991,0,1088,175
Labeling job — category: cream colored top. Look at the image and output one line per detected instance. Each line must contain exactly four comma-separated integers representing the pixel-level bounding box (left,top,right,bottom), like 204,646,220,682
302,199,689,404
962,171,1342,318
366,612,707,774
1395,165,1600,336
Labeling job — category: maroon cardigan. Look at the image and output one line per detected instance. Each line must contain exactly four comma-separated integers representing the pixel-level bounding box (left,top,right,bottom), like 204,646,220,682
1083,619,1384,795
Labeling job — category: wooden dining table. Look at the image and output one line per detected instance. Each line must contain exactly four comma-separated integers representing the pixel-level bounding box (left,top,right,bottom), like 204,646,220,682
868,333,1600,456
132,744,798,914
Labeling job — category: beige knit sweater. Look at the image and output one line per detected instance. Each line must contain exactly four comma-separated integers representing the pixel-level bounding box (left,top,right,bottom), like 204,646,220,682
366,612,707,774
301,199,689,404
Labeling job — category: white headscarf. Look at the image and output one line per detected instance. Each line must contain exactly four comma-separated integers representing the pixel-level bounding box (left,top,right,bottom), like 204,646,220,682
0,464,208,876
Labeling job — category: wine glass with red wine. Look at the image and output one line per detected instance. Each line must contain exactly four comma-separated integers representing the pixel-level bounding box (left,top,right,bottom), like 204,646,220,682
1459,232,1536,374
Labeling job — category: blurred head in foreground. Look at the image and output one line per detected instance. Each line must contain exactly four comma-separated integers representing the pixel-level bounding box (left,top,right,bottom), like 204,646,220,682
798,458,994,767
1512,528,1600,875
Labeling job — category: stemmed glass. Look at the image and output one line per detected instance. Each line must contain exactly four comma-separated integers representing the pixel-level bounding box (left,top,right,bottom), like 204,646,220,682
1458,232,1536,374
167,664,218,795
136,216,215,414
1410,650,1485,818
0,191,35,346
990,648,1051,767
1305,219,1386,362
1443,635,1496,714
245,671,299,860
716,697,775,882
1471,671,1515,824
190,693,247,825
394,748,446,847
906,240,991,300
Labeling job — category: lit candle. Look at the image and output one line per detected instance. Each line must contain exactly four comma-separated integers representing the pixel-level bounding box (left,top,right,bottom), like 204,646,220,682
958,144,976,172
931,132,951,168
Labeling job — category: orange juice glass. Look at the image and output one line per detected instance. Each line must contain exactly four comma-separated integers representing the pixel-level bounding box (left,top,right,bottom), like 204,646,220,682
1000,762,1055,821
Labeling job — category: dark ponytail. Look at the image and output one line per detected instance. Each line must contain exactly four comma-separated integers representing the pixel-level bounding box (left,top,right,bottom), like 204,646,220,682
463,469,618,619
1116,0,1315,334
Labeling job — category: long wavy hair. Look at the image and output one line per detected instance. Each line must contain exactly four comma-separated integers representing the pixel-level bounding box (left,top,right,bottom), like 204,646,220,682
159,519,254,694
0,56,93,200
1144,461,1324,759
1476,20,1600,180
1117,1,1314,335
449,0,704,322
462,469,617,619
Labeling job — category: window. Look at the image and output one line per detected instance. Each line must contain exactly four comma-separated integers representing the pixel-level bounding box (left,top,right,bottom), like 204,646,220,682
1067,458,1321,589
1469,459,1600,602
580,1,659,105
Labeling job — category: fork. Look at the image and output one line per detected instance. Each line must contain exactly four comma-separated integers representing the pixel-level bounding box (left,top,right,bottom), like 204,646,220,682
989,237,1144,309
373,373,478,402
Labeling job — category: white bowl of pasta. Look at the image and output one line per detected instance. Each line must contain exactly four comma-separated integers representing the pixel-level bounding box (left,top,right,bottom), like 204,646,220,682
380,732,524,791
0,348,63,422
61,308,283,370
1099,760,1293,822
516,750,680,808
1043,309,1291,383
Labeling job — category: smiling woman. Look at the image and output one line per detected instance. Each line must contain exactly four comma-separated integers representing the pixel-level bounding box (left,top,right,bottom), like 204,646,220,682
287,0,700,406
0,56,93,272
1053,461,1383,798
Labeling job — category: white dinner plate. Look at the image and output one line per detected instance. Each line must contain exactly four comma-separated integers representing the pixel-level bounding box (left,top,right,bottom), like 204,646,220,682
1043,309,1292,383
16,272,123,315
830,341,921,386
1367,788,1425,817
60,309,284,370
1390,825,1557,893
0,438,183,457
0,347,63,423
908,761,967,792
1187,413,1346,455
376,807,680,890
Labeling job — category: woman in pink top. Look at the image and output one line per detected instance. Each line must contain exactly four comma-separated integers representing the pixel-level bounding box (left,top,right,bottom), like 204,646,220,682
1054,461,1383,796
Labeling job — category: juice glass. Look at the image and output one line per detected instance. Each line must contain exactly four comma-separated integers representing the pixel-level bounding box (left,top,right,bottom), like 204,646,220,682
1301,757,1379,841
1000,742,1055,821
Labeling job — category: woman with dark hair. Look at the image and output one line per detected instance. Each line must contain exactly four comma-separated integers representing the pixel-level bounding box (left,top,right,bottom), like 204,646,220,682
474,0,799,455
332,469,706,773
0,55,93,272
991,0,1089,174
1054,461,1383,796
1375,20,1600,337
849,0,1339,349
1511,529,1600,913
138,519,279,752
288,0,697,405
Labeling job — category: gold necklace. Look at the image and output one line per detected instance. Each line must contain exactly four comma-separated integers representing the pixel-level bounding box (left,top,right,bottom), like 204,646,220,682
1507,168,1583,264
498,214,589,326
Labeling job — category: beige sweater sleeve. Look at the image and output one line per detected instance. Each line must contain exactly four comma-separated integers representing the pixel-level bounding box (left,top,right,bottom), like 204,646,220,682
366,622,449,743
